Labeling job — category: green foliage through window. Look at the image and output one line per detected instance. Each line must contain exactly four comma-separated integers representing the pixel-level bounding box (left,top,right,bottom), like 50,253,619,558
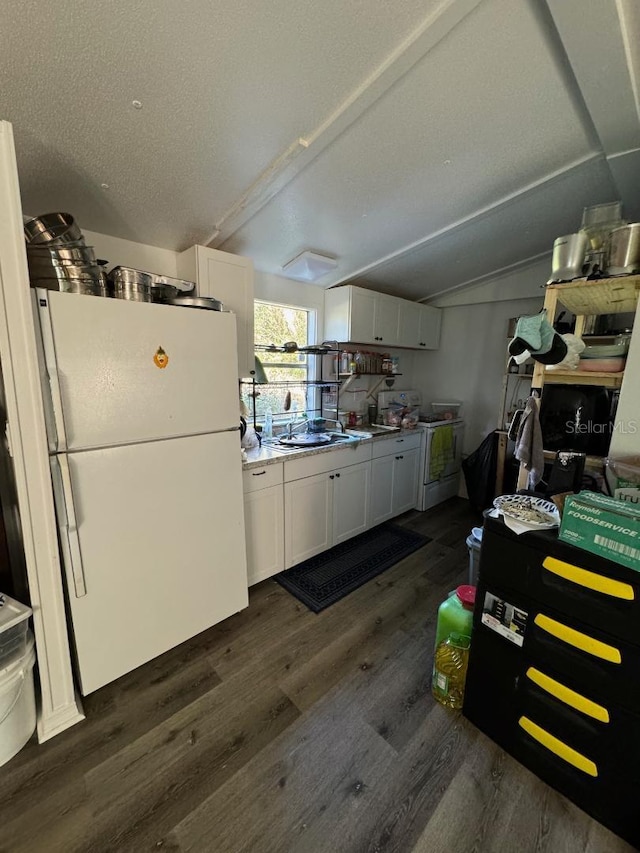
251,302,311,419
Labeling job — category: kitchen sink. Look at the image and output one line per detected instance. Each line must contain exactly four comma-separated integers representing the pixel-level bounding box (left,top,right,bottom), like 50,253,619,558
327,433,358,443
261,431,362,453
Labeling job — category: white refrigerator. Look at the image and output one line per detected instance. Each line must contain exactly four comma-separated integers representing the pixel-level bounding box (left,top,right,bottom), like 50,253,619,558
34,288,248,695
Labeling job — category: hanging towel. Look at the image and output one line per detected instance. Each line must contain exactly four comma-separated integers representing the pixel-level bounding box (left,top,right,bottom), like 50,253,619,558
515,395,544,490
430,424,454,480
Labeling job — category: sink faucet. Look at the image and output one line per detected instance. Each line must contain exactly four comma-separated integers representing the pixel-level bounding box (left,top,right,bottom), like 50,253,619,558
287,419,308,438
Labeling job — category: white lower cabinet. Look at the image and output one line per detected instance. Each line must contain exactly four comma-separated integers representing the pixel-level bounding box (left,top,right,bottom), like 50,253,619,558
332,460,370,545
242,464,285,586
369,434,421,524
283,447,373,569
247,437,421,574
392,447,420,514
284,472,333,568
369,454,395,526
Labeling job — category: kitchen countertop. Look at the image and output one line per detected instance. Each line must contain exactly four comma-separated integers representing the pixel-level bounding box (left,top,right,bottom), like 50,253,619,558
242,426,418,470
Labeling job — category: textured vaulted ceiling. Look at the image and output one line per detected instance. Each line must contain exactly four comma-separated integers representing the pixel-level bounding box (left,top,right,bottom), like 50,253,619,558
1,0,638,299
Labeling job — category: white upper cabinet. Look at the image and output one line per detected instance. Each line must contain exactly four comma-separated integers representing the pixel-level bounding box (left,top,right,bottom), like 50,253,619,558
177,246,255,379
324,285,440,350
375,294,400,346
349,287,376,343
417,304,441,350
397,300,421,347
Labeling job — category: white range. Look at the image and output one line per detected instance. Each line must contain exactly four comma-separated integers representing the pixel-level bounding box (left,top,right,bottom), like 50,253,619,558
377,389,464,511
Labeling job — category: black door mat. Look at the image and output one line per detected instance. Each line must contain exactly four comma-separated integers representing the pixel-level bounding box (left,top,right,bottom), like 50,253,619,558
274,523,431,613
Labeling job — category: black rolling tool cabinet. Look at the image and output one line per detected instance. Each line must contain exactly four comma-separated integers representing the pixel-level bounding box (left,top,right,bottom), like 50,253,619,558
463,510,640,850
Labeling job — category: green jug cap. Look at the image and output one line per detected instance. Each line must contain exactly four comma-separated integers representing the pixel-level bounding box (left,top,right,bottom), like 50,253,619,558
456,585,476,609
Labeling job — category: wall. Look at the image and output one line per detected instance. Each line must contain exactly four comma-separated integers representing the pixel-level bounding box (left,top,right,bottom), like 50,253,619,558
429,256,549,309
82,229,179,277
416,262,548,454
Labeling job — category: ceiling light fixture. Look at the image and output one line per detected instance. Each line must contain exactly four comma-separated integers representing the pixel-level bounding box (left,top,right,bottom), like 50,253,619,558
281,251,338,283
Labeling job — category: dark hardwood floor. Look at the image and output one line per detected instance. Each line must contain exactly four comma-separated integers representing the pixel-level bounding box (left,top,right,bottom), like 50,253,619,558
0,498,633,853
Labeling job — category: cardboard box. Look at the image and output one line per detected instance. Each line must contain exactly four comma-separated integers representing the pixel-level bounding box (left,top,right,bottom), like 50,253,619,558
606,456,640,506
559,491,640,571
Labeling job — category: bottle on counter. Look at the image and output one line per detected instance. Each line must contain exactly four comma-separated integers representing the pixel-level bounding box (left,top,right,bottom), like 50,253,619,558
354,351,364,373
263,409,273,439
340,351,351,374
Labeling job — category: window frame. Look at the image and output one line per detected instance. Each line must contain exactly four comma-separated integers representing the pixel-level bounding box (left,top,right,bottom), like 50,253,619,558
252,300,318,422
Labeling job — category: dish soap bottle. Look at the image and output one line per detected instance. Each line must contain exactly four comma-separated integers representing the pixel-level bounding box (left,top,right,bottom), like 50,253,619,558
263,409,273,439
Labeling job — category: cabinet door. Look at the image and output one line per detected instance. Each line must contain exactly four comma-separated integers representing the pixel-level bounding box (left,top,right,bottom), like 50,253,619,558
369,454,395,526
284,473,332,568
333,460,370,545
374,294,399,346
350,288,377,344
392,447,420,515
418,304,442,349
397,301,421,348
244,484,284,586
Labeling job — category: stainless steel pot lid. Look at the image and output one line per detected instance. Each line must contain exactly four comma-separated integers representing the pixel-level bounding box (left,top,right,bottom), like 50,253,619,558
168,296,223,310
278,433,331,447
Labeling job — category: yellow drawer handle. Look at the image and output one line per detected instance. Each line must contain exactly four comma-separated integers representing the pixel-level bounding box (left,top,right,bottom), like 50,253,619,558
526,667,610,723
543,556,634,601
534,613,622,664
519,716,598,777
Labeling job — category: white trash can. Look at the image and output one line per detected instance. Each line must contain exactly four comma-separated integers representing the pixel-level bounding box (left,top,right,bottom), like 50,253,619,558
0,631,36,767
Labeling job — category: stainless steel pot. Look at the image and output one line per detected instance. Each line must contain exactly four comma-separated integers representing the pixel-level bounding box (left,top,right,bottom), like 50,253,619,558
551,233,588,281
32,277,107,297
27,244,97,263
108,266,153,286
24,212,83,245
607,224,640,275
113,281,152,302
167,296,223,310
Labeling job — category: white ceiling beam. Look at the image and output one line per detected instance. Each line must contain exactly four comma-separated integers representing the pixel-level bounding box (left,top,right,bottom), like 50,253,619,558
205,0,484,248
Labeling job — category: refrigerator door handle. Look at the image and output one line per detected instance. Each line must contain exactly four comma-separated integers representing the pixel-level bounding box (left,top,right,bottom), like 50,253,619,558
46,363,68,453
36,293,68,451
51,455,87,598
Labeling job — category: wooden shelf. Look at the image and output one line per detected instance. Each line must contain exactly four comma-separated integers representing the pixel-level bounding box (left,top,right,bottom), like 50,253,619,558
543,369,625,388
546,275,640,316
542,450,606,472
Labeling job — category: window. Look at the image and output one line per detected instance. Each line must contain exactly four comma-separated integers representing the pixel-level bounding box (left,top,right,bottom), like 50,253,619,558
252,301,312,420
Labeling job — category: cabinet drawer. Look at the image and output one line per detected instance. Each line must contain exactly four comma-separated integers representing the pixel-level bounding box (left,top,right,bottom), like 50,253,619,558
473,579,640,715
464,625,640,849
371,432,422,460
284,442,372,482
243,463,283,493
480,517,640,645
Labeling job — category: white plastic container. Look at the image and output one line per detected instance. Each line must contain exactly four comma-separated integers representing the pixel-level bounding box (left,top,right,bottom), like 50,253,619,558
0,631,36,767
0,594,32,669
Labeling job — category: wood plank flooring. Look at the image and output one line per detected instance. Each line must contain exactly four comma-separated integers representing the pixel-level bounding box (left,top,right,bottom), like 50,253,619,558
0,498,634,853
